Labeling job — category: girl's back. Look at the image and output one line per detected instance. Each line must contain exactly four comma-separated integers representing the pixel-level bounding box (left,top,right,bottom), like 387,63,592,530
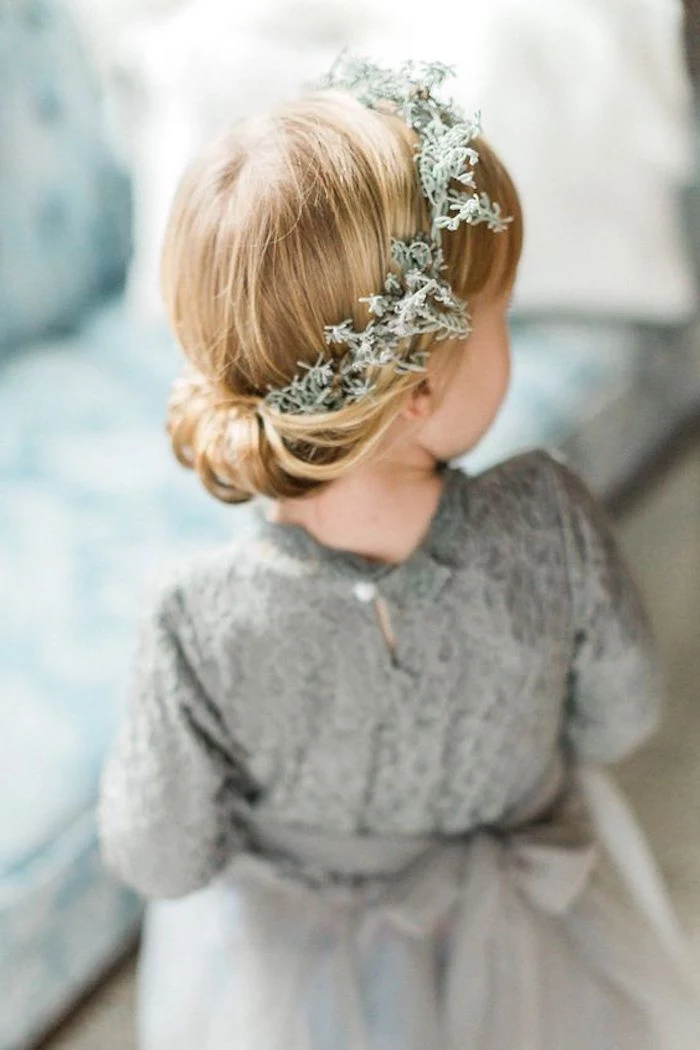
102,452,658,896
99,56,700,1049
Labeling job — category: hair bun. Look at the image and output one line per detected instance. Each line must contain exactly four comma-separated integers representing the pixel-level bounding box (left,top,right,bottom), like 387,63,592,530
166,371,309,502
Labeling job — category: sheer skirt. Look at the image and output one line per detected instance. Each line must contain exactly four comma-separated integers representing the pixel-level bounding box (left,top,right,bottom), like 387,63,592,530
139,766,700,1049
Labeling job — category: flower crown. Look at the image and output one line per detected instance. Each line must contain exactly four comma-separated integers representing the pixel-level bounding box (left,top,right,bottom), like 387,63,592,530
264,55,511,417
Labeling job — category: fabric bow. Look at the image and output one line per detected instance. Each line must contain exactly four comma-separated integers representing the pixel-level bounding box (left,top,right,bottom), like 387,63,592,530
231,788,597,1050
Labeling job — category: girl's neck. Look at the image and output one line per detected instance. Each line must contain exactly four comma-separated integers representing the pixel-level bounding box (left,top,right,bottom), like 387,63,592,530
270,449,446,565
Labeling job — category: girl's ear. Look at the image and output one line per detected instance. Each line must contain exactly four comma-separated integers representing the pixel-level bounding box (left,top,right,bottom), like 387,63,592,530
400,378,435,421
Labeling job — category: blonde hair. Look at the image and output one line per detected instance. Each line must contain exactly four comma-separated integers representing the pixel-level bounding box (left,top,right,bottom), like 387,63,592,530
162,91,522,503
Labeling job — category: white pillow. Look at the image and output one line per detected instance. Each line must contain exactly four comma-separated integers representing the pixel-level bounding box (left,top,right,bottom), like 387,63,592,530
383,0,696,321
122,2,357,319
106,0,695,323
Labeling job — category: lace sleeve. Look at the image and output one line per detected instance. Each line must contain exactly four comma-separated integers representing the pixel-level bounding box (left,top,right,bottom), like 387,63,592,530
98,580,257,898
547,454,662,763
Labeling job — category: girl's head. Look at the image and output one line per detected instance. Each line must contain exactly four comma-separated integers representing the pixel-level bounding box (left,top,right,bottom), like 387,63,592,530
162,86,522,504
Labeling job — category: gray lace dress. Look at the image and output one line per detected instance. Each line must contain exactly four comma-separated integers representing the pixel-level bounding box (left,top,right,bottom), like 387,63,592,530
99,450,700,1050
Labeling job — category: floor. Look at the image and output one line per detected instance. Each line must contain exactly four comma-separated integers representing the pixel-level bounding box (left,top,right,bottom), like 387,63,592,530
615,438,700,944
43,439,700,1048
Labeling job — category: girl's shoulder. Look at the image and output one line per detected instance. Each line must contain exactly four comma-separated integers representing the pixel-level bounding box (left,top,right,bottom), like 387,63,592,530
460,446,587,525
468,445,574,491
462,448,615,579
139,526,324,642
436,447,604,579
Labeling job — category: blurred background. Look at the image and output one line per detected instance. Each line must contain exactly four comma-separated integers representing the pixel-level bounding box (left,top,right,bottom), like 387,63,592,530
0,1,698,1047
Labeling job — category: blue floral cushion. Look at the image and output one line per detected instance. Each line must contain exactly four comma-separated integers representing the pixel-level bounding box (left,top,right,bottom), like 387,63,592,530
0,0,131,354
0,299,234,1049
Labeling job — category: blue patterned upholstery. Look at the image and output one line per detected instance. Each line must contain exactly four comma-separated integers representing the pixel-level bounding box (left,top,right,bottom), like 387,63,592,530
0,300,237,1049
0,0,131,354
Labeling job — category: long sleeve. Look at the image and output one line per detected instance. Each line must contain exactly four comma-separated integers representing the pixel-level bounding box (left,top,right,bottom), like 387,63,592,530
98,581,258,899
548,455,663,763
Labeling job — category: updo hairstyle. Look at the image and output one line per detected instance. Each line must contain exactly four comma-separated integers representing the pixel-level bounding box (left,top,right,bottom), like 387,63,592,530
162,91,522,503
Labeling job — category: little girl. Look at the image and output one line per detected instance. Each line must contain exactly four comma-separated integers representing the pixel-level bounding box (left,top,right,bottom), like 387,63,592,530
99,57,700,1049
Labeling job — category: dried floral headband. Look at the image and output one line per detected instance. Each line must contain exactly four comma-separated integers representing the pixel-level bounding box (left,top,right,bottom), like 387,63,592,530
263,55,511,417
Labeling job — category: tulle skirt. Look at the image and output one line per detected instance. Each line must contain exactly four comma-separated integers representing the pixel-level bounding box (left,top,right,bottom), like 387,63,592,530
138,766,700,1049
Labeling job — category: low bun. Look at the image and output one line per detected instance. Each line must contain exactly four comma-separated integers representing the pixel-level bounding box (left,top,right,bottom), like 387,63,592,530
166,372,319,503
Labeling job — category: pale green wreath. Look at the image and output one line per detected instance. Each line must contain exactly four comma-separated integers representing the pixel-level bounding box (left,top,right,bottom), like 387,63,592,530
264,56,511,418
